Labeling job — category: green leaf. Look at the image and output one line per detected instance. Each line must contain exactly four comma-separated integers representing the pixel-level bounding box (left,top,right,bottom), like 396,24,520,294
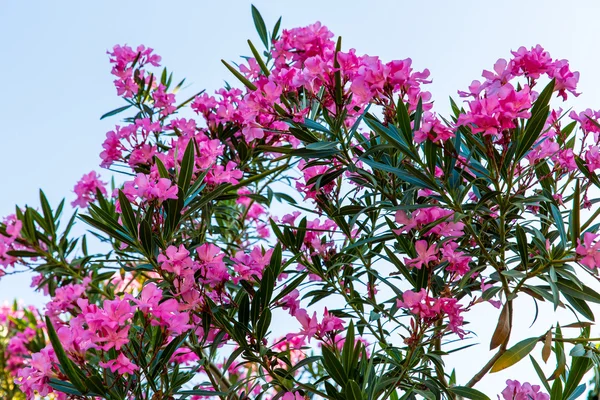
396,98,413,144
571,180,580,245
334,36,343,108
100,104,132,120
491,337,539,372
177,390,227,396
48,379,83,396
178,139,196,195
562,357,591,400
566,384,587,400
552,379,563,400
45,316,87,393
529,355,551,392
551,203,567,246
515,79,555,161
151,333,189,379
256,308,272,340
448,387,490,400
271,16,282,42
251,5,269,49
247,40,270,76
117,190,138,238
345,379,363,400
563,293,595,321
342,321,355,373
221,60,257,91
321,346,347,387
515,224,528,268
39,190,55,238
556,278,600,303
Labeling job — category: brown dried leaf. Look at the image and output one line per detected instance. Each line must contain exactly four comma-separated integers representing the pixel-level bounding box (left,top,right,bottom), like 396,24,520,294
490,303,510,350
542,329,552,363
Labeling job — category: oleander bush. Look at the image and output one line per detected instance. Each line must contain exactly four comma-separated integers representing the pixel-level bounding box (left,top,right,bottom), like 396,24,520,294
2,6,600,400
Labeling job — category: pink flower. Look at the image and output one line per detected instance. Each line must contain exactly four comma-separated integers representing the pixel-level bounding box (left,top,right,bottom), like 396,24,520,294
122,173,178,203
288,309,318,343
206,161,243,185
71,171,107,208
397,289,440,318
152,84,176,116
510,45,553,79
158,245,193,275
404,240,437,269
280,289,301,316
318,308,344,334
133,283,162,314
99,353,139,375
576,232,600,269
501,379,549,400
282,392,306,400
440,242,471,276
97,327,130,351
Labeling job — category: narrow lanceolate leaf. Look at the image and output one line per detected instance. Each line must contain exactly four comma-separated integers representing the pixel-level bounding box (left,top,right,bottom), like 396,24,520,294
491,337,539,372
530,356,552,392
117,190,137,238
221,60,257,91
490,303,510,350
542,329,552,363
321,346,347,387
178,139,196,195
448,387,490,400
571,180,580,244
342,321,355,373
39,190,55,238
556,278,600,303
396,98,413,145
515,224,528,269
177,390,227,396
515,79,555,161
251,4,269,49
333,36,343,108
45,316,87,393
345,379,363,400
551,203,568,246
247,40,270,76
562,356,591,400
100,104,132,120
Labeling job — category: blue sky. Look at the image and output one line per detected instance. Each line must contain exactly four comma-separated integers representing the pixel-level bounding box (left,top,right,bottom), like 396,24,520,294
2,0,600,393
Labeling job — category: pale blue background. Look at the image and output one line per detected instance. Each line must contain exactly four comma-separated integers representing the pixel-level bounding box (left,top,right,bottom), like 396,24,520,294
1,0,600,393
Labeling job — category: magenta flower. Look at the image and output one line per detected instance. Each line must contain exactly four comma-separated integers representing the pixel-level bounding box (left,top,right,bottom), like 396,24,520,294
404,240,438,269
576,232,600,269
99,353,139,375
501,379,549,400
158,245,193,275
71,171,107,208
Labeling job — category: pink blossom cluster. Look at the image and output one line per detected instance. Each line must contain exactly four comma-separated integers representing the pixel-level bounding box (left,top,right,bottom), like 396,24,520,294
0,215,23,270
576,232,600,269
287,308,345,346
17,282,192,397
71,171,108,208
500,379,549,400
457,45,579,138
108,44,161,98
8,14,600,399
15,346,64,399
395,207,472,277
397,288,465,337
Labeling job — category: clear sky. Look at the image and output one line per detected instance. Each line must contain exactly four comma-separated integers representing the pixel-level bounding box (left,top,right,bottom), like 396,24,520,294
1,0,600,394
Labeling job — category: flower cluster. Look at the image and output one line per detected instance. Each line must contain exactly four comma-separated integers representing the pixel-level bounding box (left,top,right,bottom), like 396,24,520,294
2,9,599,400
